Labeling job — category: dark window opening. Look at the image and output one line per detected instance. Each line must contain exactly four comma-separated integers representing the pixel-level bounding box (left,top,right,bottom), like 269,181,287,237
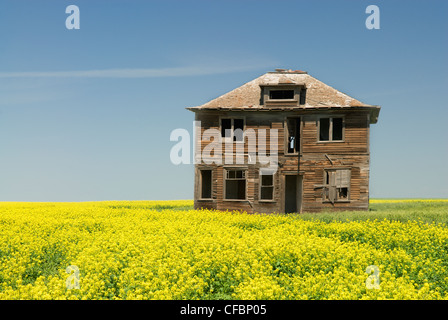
319,117,343,142
299,88,307,105
337,187,348,200
269,90,294,100
332,118,343,141
287,118,300,154
226,180,245,199
221,119,231,138
200,170,212,199
221,118,244,142
225,169,246,200
260,174,274,200
319,118,330,141
233,119,244,142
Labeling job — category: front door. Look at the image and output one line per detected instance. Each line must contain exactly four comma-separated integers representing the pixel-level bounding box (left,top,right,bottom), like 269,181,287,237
284,174,302,213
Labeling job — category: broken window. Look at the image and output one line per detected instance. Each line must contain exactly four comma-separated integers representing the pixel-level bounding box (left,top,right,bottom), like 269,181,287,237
319,117,343,142
323,169,350,203
221,118,244,142
286,117,301,154
200,169,212,199
260,173,274,200
269,90,294,100
225,169,246,200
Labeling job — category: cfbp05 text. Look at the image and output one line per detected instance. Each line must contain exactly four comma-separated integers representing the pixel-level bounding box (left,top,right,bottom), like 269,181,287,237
224,304,266,315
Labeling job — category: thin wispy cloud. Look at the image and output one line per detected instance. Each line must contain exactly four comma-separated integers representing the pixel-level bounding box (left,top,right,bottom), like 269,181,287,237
0,63,274,79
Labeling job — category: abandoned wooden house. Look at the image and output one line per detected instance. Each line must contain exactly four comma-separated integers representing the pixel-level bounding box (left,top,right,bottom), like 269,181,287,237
187,69,380,213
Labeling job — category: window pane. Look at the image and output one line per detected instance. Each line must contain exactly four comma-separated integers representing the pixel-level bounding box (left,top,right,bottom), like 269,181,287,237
299,88,306,105
332,118,343,140
236,170,243,179
237,180,246,199
221,119,231,138
228,170,235,179
287,117,300,153
337,187,348,200
226,180,238,199
269,90,294,99
295,118,300,151
261,174,273,186
319,118,330,141
234,119,244,142
261,186,273,200
201,170,212,199
226,179,245,199
287,118,297,153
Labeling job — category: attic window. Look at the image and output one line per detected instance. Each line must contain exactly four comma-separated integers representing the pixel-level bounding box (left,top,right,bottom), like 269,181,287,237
269,90,294,100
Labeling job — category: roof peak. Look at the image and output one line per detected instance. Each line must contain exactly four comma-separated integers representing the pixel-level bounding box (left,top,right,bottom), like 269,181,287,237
269,68,308,74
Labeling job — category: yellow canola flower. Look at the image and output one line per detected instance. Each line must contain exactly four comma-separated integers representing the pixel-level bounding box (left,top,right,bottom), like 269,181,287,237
0,200,447,300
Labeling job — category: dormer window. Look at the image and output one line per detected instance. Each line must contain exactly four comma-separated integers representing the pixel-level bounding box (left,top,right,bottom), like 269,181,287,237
260,84,304,107
269,90,295,100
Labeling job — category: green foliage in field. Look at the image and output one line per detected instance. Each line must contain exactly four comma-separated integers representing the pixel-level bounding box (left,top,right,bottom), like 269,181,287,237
296,199,448,225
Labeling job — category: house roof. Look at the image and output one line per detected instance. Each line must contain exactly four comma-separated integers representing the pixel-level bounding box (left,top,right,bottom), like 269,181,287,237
186,69,380,123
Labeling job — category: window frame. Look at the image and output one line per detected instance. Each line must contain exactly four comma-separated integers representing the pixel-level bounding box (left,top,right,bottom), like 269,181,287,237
223,167,247,201
198,168,213,200
317,116,345,143
219,116,246,143
322,168,351,203
284,116,301,155
261,85,302,106
259,170,275,202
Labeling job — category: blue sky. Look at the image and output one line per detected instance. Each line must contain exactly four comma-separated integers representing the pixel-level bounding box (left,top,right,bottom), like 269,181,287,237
0,0,447,201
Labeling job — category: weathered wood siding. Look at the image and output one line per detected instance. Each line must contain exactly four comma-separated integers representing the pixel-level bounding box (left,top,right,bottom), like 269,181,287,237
194,110,371,213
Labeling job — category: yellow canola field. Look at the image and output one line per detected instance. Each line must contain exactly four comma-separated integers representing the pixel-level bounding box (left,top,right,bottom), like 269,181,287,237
0,200,447,300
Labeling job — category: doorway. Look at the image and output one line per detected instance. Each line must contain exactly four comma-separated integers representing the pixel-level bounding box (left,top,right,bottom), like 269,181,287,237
284,174,303,213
